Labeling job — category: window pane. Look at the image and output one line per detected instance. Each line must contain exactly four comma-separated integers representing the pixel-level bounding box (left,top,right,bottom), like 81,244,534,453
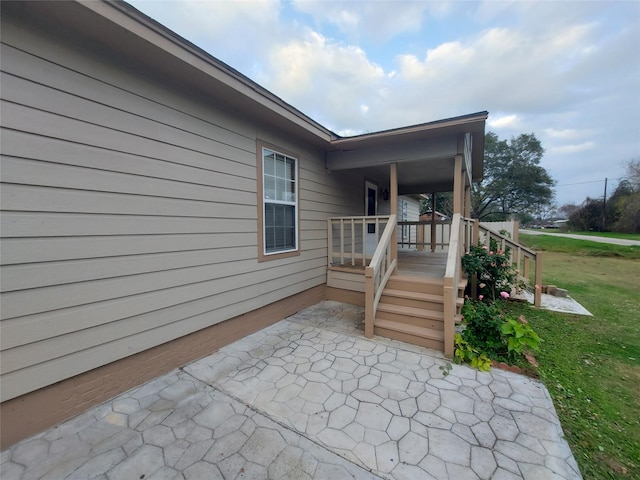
274,203,285,225
264,175,275,200
286,180,295,202
276,178,285,201
284,226,294,247
284,205,294,225
264,150,275,176
264,203,295,253
276,154,286,178
286,158,295,181
265,226,275,251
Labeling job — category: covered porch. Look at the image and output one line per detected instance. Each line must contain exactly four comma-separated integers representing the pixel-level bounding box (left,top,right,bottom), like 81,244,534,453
323,113,485,356
326,215,542,356
323,112,541,355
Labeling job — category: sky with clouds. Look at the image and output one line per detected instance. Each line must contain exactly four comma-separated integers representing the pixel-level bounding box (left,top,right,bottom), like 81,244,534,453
130,0,639,208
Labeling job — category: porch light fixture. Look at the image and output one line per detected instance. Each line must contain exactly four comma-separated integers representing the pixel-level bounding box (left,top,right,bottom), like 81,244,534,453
381,188,389,201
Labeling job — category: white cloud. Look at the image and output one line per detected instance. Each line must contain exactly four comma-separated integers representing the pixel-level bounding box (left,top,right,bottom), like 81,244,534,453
265,28,386,129
290,0,450,42
548,142,596,155
392,23,600,116
489,115,519,129
129,0,282,71
544,128,586,140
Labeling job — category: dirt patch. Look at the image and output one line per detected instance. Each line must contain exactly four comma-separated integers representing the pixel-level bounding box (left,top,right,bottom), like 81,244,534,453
594,452,632,476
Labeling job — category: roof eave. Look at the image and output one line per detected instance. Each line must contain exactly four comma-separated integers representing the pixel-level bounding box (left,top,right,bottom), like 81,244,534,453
330,111,488,150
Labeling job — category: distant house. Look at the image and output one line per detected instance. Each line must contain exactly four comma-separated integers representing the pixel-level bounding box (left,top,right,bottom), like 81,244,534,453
0,0,490,447
420,210,449,222
553,219,569,229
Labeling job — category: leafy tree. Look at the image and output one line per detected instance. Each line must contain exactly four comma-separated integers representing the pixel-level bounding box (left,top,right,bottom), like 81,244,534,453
568,197,605,231
610,159,640,233
568,159,640,233
626,157,640,191
472,132,555,221
419,192,453,217
611,192,640,233
558,203,580,219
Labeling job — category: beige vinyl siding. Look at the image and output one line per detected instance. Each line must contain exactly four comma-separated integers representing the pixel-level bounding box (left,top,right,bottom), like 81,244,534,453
398,195,421,221
397,195,421,243
0,15,359,401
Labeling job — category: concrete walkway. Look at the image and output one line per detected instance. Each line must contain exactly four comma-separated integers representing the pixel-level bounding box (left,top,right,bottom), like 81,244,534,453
1,301,582,479
520,229,640,246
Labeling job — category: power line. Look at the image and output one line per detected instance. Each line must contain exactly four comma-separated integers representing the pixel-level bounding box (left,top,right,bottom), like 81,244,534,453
556,176,625,187
556,180,604,187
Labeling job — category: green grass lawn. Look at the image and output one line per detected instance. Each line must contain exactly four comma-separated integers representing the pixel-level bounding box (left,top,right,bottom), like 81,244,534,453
563,231,640,241
523,229,640,241
520,233,640,260
515,236,640,479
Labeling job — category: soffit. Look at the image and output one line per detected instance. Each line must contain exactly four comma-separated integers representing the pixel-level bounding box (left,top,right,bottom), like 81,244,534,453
328,112,488,189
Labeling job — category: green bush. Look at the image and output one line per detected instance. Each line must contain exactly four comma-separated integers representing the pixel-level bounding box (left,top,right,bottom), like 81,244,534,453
457,299,542,368
459,300,504,354
462,240,518,301
501,316,542,356
454,334,492,371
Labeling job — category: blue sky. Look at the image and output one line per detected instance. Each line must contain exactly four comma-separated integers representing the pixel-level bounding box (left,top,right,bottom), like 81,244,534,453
130,0,640,209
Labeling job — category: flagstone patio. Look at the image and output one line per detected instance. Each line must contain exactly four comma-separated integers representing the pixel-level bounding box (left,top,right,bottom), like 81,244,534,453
1,301,582,479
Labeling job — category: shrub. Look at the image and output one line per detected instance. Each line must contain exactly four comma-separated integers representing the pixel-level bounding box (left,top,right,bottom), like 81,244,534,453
462,240,518,301
460,300,504,355
454,334,492,371
501,315,542,356
457,299,542,368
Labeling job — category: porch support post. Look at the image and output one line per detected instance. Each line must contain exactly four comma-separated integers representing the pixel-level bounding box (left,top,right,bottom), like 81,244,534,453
431,192,436,252
453,154,463,215
390,163,398,270
464,184,471,218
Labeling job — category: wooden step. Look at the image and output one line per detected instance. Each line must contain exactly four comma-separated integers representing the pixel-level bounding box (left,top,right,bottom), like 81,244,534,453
376,303,444,329
374,318,444,351
380,288,464,311
386,275,443,295
380,288,446,311
386,275,466,293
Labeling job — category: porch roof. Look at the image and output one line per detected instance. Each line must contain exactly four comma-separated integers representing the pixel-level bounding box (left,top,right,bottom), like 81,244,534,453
326,112,488,194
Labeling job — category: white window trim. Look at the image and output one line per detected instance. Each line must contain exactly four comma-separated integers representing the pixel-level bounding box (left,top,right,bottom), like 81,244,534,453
259,143,300,259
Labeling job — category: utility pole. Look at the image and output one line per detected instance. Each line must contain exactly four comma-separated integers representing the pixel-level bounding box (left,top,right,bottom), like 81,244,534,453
602,177,608,231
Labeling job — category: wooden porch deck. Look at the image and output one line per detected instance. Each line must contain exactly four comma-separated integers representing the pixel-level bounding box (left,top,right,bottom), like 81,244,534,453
329,249,448,279
396,249,447,278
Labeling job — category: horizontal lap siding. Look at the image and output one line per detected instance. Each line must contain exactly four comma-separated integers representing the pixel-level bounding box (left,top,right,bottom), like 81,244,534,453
0,19,358,402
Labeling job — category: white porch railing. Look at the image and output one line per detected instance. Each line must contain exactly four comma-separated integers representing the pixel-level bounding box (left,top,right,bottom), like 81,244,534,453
364,215,397,338
328,216,392,267
328,214,541,357
397,221,451,251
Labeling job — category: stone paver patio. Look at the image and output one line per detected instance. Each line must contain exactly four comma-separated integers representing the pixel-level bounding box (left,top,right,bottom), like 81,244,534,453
1,301,582,479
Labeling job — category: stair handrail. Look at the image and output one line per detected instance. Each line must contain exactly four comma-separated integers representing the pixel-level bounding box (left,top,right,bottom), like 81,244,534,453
364,214,397,339
442,214,465,357
474,221,542,307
